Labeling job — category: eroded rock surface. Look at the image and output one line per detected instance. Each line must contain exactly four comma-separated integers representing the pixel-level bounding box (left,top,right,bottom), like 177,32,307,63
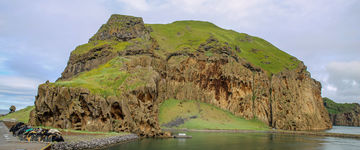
329,111,360,126
89,14,150,42
30,14,332,137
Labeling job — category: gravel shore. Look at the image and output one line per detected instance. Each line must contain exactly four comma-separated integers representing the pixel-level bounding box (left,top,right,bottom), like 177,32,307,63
51,134,138,150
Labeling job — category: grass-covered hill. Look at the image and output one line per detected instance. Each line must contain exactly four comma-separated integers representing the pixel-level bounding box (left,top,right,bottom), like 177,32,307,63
31,14,330,135
323,97,358,115
55,14,300,98
149,21,299,74
71,15,299,75
159,99,269,130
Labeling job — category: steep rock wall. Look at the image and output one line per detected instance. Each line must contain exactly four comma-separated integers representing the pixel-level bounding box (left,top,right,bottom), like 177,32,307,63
31,52,331,136
31,57,165,137
329,112,360,126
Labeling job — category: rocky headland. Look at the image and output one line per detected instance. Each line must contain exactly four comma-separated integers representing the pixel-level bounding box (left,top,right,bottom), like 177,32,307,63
29,14,332,137
323,97,360,126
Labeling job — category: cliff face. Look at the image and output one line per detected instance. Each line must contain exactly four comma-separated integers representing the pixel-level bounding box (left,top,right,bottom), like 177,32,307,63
30,14,332,136
323,98,360,126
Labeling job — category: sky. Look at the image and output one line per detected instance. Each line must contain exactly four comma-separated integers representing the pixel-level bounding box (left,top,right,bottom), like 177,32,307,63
0,0,359,110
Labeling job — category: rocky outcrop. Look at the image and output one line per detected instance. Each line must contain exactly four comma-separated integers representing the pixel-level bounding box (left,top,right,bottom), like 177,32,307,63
89,14,150,42
30,14,332,137
323,98,360,126
159,49,331,131
59,14,153,80
330,111,360,126
59,45,117,80
31,65,164,137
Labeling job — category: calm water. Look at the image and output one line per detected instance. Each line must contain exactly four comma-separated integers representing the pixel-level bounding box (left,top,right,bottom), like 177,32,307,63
327,126,360,135
106,127,360,150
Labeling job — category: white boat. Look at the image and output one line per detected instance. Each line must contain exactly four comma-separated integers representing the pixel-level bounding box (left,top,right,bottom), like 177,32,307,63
174,133,192,138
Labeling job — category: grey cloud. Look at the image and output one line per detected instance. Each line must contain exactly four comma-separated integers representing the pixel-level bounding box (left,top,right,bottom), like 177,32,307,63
0,0,111,109
0,0,111,81
0,76,40,109
322,61,360,103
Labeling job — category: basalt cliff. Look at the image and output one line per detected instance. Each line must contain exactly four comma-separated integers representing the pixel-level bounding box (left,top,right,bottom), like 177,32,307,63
29,14,332,137
323,97,360,126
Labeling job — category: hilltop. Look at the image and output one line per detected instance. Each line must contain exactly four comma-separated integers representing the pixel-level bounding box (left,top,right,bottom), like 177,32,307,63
29,14,331,136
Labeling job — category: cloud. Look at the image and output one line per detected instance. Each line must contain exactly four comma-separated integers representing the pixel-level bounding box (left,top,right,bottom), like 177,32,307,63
0,75,42,109
0,0,111,80
0,94,35,110
0,0,111,109
322,61,360,103
116,0,150,11
0,76,41,90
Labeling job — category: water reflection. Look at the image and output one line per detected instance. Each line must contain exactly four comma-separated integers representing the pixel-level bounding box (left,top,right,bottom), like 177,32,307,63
106,130,360,150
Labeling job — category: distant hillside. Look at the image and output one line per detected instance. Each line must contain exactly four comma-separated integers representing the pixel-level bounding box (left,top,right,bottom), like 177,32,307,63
323,97,360,126
0,106,34,123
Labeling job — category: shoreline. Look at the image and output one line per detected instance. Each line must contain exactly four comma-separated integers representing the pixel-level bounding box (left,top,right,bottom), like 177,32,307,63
1,120,139,150
162,128,360,139
51,134,139,150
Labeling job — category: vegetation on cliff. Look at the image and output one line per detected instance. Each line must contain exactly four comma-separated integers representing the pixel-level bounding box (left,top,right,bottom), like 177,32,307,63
149,20,299,74
69,14,299,75
0,106,34,123
71,40,130,55
55,14,300,97
53,57,130,97
159,99,268,130
323,97,358,114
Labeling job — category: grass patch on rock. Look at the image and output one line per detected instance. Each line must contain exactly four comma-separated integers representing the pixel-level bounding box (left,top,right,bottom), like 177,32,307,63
159,99,269,130
54,57,130,97
53,56,154,98
71,40,130,55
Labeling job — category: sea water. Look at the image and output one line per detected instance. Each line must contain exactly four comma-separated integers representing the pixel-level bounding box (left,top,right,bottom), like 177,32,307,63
106,126,360,150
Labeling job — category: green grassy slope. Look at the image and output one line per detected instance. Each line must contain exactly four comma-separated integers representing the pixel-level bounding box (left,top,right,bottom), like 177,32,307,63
71,40,130,55
69,19,299,75
323,97,358,114
149,21,299,74
53,56,156,98
53,56,155,98
53,57,130,97
0,106,34,123
159,99,269,130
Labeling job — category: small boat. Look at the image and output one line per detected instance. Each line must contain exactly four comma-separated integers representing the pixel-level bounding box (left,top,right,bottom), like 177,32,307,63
173,133,192,138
